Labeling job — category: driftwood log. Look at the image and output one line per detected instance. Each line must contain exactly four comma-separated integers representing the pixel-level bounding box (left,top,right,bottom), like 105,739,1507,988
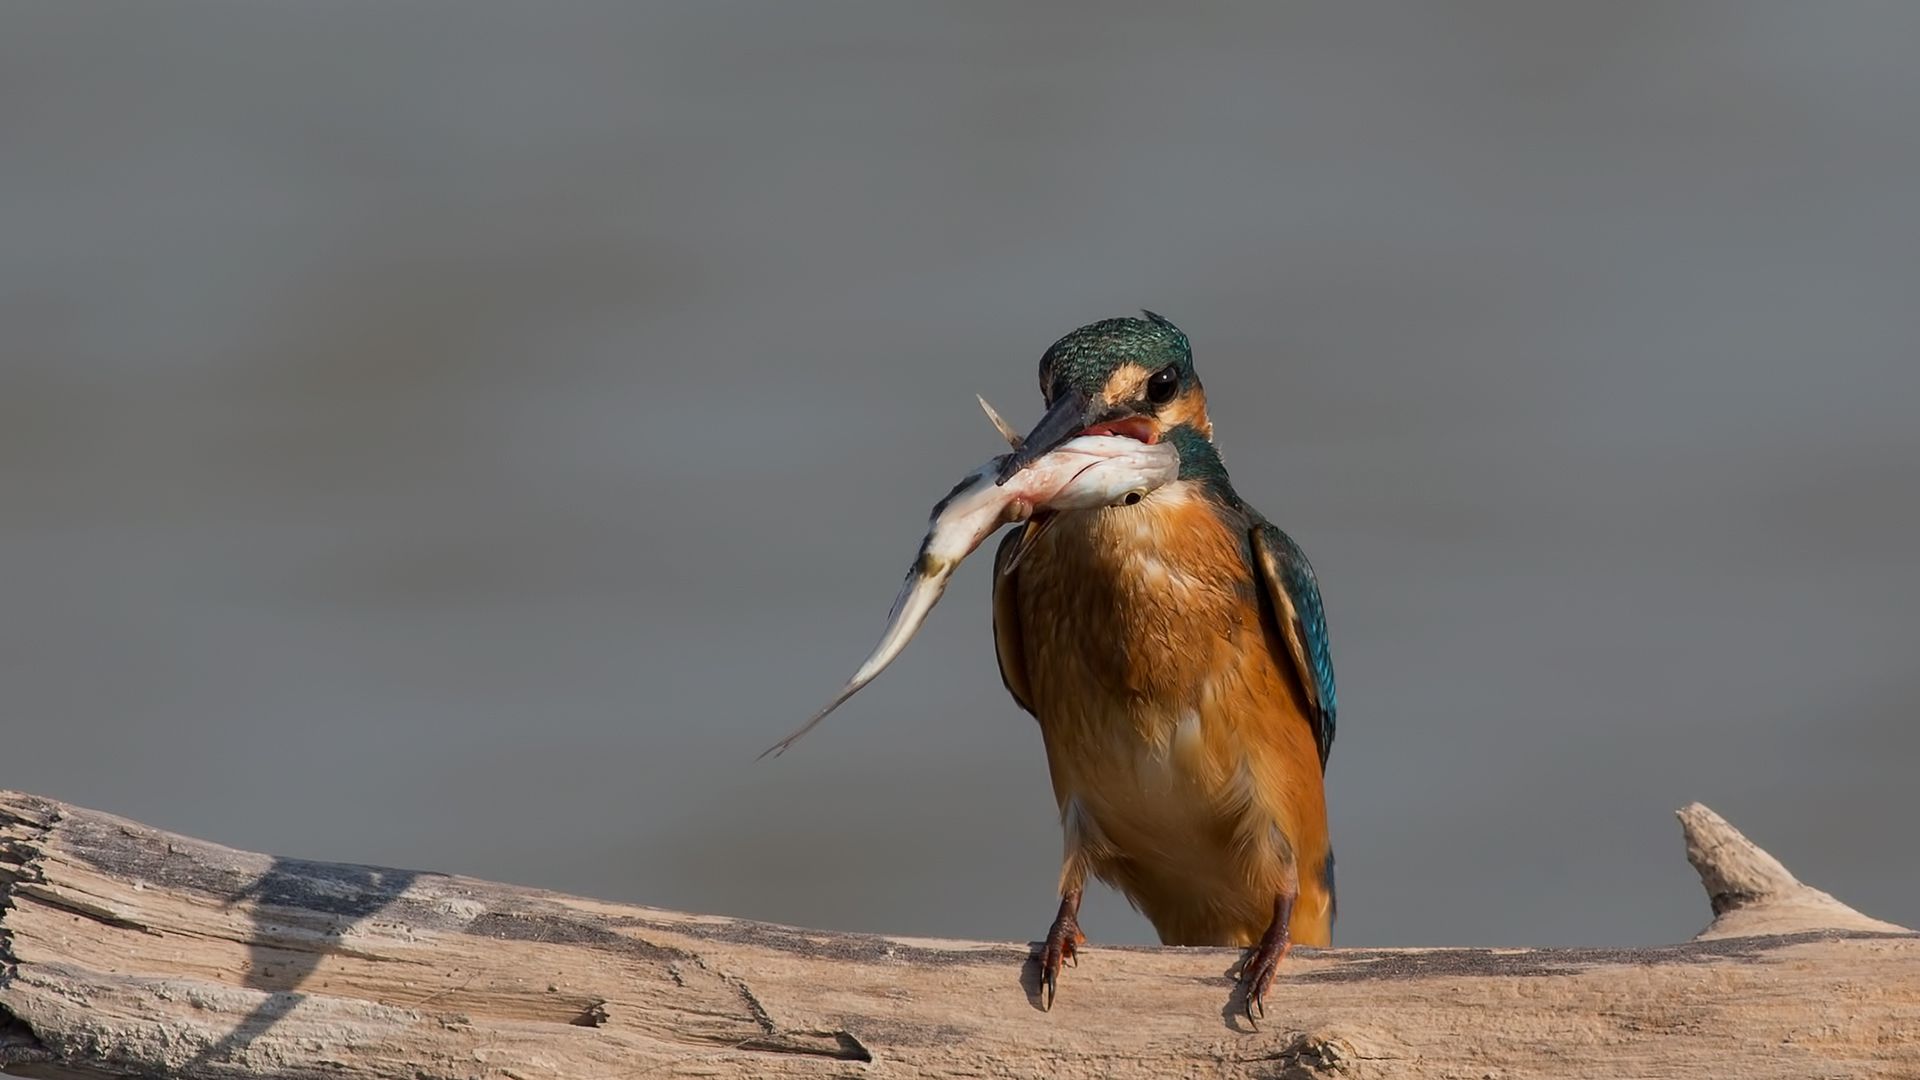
0,792,1913,1079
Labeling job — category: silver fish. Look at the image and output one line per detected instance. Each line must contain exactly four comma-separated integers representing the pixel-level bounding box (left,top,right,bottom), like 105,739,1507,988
762,432,1181,757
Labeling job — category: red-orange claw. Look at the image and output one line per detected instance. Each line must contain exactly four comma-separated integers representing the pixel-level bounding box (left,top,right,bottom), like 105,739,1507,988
1038,892,1085,1011
1238,938,1289,1026
1238,892,1297,1026
1040,929,1075,1009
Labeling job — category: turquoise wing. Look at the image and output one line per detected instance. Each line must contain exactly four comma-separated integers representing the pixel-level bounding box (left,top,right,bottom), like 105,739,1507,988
1250,519,1337,770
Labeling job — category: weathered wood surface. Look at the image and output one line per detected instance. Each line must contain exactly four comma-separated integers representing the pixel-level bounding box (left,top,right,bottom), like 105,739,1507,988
1,791,1914,1080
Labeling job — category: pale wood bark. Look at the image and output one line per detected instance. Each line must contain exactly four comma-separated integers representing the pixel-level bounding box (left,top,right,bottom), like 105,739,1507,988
0,791,1913,1080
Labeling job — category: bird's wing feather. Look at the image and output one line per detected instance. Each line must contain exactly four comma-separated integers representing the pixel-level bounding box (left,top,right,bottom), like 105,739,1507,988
991,524,1037,716
1250,519,1337,770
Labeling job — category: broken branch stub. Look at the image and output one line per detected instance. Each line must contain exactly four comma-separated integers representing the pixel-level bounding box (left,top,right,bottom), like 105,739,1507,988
1676,801,1909,940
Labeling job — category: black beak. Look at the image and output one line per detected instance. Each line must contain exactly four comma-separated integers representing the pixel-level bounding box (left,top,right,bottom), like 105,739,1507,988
994,386,1096,484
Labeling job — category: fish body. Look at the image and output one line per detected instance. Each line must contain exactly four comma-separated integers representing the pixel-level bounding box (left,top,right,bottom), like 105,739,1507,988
764,433,1179,757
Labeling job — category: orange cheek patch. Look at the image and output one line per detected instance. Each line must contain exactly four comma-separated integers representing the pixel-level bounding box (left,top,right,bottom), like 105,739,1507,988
1101,364,1151,406
1159,388,1211,440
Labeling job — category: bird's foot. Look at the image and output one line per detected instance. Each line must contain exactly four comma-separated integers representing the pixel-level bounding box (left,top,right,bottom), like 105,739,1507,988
1038,890,1086,1010
1237,893,1296,1027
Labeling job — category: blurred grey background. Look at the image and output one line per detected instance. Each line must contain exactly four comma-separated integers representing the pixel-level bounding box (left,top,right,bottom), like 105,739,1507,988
4,3,1916,950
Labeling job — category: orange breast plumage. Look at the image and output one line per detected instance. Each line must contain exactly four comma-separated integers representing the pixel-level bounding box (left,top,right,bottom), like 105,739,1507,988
995,479,1333,947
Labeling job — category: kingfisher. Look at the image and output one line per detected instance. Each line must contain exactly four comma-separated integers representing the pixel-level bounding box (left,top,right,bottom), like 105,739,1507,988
991,312,1336,1021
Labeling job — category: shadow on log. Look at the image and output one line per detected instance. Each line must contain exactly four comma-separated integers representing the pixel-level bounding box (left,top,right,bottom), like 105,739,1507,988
0,791,1913,1079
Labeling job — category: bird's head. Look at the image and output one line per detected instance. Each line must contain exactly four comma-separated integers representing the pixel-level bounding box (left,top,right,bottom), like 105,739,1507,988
996,311,1212,483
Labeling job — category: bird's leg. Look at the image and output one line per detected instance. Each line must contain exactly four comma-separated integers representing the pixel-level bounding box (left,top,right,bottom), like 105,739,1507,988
1038,885,1085,1010
1239,889,1296,1025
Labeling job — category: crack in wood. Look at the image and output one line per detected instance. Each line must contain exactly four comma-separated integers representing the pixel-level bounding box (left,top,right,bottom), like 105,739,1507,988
725,971,777,1036
1246,1032,1354,1078
7,885,159,937
0,1060,132,1080
736,1031,874,1063
610,912,1023,969
723,970,873,1062
0,1007,52,1072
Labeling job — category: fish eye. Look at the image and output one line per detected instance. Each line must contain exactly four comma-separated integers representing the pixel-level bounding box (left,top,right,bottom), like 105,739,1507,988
1146,366,1179,405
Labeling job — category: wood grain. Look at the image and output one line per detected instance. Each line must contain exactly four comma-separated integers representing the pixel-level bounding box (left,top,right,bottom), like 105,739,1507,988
1,792,1914,1079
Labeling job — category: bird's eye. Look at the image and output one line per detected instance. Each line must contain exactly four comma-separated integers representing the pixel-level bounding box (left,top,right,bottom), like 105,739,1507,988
1146,366,1179,405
